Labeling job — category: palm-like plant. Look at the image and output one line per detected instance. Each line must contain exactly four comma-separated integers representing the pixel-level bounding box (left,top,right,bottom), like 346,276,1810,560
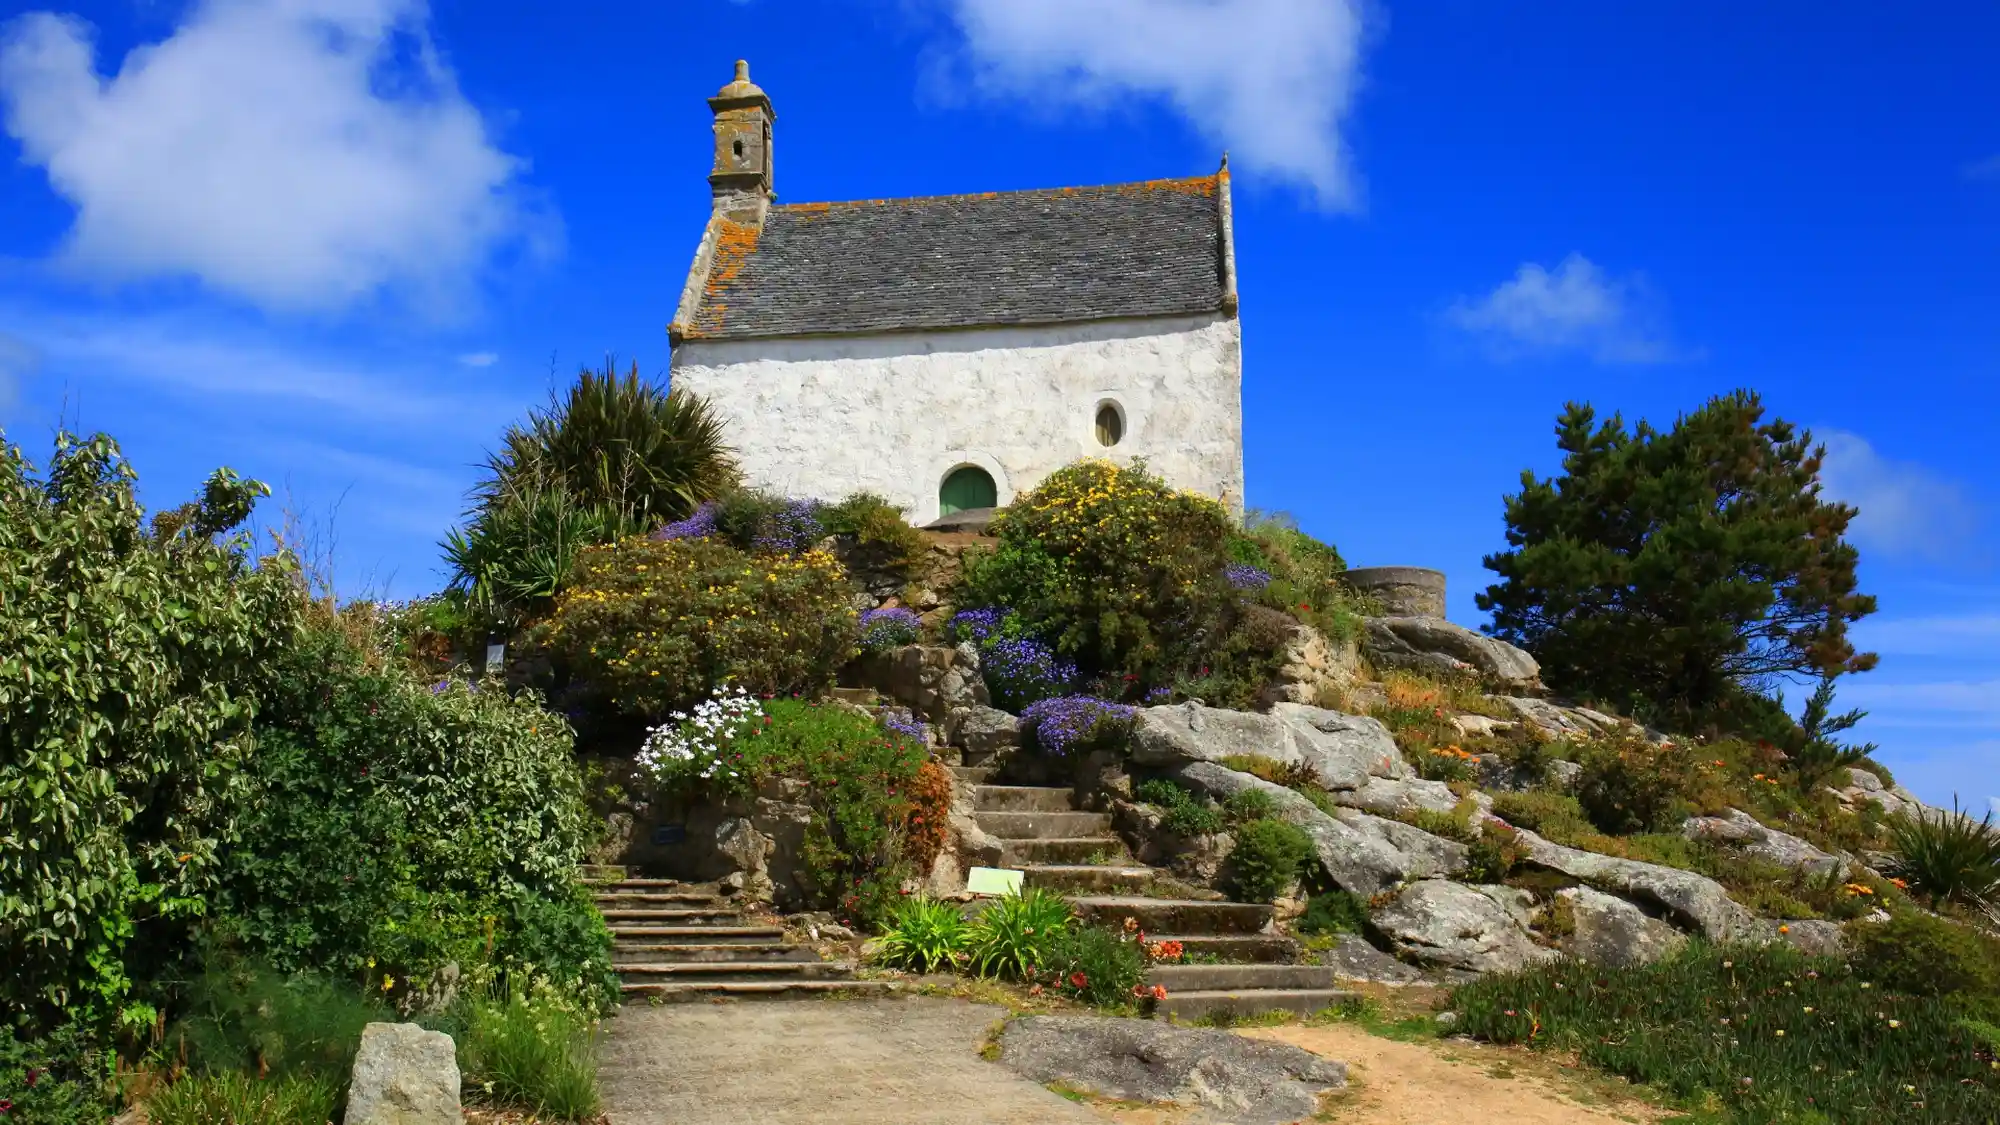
1884,798,2000,914
444,361,739,619
477,360,738,527
871,896,971,974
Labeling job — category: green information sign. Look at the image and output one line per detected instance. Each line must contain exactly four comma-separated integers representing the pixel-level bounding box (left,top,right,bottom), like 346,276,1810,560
965,866,1024,897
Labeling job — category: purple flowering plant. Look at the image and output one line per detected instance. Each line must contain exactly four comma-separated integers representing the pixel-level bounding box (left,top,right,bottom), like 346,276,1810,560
1224,563,1273,591
1021,696,1138,757
754,498,827,552
859,606,923,654
948,606,1076,709
654,500,721,541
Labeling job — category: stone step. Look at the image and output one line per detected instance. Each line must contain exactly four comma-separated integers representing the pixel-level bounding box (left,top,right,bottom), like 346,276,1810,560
593,891,728,908
1145,934,1300,964
609,924,786,942
974,811,1112,839
997,838,1127,866
599,907,743,924
1020,865,1157,894
618,980,895,1002
615,961,853,982
1156,989,1356,1023
949,765,1000,785
1069,896,1275,936
612,943,820,964
1146,963,1343,992
586,878,692,892
972,785,1077,813
961,746,1002,768
578,864,631,882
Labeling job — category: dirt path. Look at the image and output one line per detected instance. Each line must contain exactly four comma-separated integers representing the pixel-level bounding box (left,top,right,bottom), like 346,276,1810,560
1239,1025,1664,1125
597,997,1105,1125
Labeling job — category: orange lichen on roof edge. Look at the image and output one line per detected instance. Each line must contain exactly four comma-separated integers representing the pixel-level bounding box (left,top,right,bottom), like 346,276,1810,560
770,173,1219,214
695,218,763,334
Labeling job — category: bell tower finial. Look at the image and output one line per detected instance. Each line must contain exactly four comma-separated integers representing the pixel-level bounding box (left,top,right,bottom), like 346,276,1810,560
708,59,775,226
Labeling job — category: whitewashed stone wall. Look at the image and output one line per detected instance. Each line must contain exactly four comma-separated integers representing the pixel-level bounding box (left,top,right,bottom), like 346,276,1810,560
670,313,1243,525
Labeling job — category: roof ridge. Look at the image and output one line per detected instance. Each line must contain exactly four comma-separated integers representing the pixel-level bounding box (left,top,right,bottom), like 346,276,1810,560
773,173,1220,213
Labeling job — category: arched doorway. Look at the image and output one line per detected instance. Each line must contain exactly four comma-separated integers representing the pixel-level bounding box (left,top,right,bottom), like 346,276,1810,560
938,465,998,516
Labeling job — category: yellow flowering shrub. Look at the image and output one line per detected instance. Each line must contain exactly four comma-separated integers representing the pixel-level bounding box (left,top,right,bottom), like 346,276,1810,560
958,459,1280,703
544,536,856,718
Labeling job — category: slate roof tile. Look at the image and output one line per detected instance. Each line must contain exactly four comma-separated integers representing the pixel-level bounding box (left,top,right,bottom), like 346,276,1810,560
680,174,1228,340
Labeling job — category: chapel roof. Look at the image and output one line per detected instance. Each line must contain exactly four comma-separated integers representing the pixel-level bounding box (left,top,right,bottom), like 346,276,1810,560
671,172,1235,342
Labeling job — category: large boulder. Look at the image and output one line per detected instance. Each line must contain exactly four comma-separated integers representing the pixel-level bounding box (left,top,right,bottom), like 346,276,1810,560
1334,776,1472,817
1261,621,1361,706
1825,767,1928,819
1316,934,1428,986
344,1023,460,1125
1371,880,1556,974
1502,824,1759,941
1173,762,1465,896
1681,809,1847,878
1557,886,1688,968
949,705,1020,759
1361,617,1542,692
855,644,988,724
997,1016,1347,1125
1132,701,1408,791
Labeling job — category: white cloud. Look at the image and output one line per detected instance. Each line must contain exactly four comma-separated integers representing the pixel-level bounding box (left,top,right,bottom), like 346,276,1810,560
1857,612,2000,657
457,351,499,368
1815,429,1981,560
0,329,36,410
1840,677,2000,725
938,0,1369,207
1991,795,2000,819
1967,154,2000,182
1446,254,1677,365
0,302,519,428
0,0,554,314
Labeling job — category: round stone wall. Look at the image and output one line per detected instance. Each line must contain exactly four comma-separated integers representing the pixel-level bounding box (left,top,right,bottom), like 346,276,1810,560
1340,566,1447,618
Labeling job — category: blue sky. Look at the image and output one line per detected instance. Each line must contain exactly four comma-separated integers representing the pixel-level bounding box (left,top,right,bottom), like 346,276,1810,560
0,1,1994,809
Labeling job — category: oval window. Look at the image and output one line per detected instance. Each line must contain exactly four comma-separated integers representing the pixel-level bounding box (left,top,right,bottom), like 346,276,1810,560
1095,404,1125,447
939,466,998,516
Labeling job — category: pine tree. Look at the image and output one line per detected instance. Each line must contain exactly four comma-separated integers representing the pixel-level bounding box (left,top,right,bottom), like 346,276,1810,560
1477,390,1877,728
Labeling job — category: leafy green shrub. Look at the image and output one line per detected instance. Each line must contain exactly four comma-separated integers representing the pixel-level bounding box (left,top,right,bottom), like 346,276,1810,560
1883,800,2000,912
1229,511,1363,647
1226,819,1315,902
544,535,856,719
967,890,1074,980
820,492,929,573
1040,925,1146,1008
1135,779,1227,837
1489,791,1594,837
443,986,601,1120
217,625,615,1004
640,698,932,924
1573,736,1706,834
1406,808,1477,843
0,432,300,1029
1845,911,2000,998
145,1071,340,1125
1297,890,1369,936
1224,789,1278,824
955,460,1272,698
166,960,386,1085
1453,942,1998,1123
0,1025,113,1125
872,897,972,973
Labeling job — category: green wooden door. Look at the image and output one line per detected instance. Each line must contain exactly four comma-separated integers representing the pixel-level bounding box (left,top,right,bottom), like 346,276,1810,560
939,466,998,515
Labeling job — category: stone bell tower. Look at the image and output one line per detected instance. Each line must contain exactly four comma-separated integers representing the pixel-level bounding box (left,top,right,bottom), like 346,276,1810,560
708,60,775,226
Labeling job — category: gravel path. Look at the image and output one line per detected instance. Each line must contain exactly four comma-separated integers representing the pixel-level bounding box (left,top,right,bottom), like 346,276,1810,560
597,997,1108,1125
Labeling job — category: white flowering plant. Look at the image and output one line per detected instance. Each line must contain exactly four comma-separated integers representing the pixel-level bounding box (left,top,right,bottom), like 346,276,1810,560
636,684,766,792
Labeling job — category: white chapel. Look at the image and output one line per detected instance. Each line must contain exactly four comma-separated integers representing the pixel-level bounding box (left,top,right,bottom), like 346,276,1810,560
668,62,1245,525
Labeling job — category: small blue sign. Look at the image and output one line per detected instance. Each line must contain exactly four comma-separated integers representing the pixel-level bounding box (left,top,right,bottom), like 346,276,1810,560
651,824,688,846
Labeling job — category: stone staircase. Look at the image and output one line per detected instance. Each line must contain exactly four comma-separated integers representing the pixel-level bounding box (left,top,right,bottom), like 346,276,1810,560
585,869,889,1002
955,766,1354,1021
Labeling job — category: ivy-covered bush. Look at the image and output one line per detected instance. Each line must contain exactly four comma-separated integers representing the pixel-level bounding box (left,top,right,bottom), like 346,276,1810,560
637,694,934,925
955,461,1252,696
216,624,617,1007
544,536,856,719
1225,818,1315,902
0,432,301,1030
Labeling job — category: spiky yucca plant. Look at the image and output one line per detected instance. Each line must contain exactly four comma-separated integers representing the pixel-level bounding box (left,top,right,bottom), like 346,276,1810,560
444,361,738,618
1885,798,2000,913
477,360,738,527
